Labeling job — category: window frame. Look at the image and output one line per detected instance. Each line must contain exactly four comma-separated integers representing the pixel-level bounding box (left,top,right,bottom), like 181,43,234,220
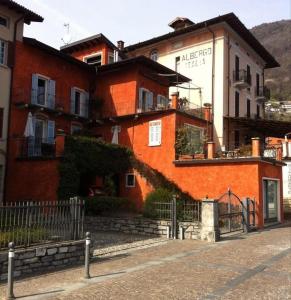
108,52,114,64
149,119,162,147
125,173,135,188
184,123,205,154
71,87,89,118
36,75,49,107
83,52,103,66
0,15,9,28
71,123,83,135
0,39,7,66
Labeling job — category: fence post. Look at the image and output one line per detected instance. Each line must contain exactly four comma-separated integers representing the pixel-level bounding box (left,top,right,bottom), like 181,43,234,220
171,195,177,239
166,226,170,239
242,198,250,233
201,199,219,242
84,232,91,279
179,226,184,240
7,242,15,300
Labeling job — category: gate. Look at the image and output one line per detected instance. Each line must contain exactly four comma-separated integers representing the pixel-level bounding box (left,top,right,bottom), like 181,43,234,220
217,189,256,235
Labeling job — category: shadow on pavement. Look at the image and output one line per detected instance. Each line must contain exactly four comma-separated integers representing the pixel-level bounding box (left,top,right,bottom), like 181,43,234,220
16,288,64,299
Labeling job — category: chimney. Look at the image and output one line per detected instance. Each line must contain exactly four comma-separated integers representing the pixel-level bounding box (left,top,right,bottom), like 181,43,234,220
171,92,179,109
207,142,215,159
251,137,261,157
117,40,124,51
203,103,212,122
168,17,194,31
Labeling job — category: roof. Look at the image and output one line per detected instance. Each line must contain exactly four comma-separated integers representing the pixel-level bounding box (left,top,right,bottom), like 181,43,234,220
96,55,190,86
0,0,43,24
125,13,279,69
60,33,118,53
226,116,291,138
23,37,95,71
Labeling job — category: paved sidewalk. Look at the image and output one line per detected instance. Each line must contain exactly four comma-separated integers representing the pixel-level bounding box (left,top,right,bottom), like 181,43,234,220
0,224,290,300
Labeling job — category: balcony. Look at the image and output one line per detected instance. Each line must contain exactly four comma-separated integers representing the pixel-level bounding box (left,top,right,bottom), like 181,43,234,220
255,86,270,103
18,137,56,159
233,70,251,89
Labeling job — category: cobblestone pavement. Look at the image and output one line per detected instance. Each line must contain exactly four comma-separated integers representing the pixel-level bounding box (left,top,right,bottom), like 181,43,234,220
0,224,290,300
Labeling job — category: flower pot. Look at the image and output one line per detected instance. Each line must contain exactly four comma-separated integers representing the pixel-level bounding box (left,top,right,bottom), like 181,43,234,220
178,154,193,160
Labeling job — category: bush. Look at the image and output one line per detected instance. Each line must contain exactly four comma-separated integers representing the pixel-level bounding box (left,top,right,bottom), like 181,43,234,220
84,196,135,215
143,188,174,218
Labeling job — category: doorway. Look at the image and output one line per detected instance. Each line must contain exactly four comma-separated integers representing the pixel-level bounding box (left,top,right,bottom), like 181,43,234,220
263,179,279,223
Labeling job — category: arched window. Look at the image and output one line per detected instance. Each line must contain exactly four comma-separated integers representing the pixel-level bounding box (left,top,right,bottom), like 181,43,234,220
150,49,158,62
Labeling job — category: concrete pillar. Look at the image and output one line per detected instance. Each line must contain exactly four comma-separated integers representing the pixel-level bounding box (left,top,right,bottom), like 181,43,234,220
251,137,260,157
201,199,220,242
171,92,179,109
56,132,66,157
207,142,215,159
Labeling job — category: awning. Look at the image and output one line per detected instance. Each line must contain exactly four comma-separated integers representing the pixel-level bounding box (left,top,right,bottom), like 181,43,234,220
225,116,291,138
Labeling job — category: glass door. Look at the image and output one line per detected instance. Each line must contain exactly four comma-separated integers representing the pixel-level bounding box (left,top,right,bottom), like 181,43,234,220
263,180,278,222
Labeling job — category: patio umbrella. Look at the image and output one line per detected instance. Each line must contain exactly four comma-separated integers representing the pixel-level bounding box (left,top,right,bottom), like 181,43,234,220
111,125,120,144
24,112,34,137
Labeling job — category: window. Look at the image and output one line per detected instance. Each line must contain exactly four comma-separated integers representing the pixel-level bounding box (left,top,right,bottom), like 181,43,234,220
156,95,169,109
246,99,251,118
0,40,7,65
31,74,55,109
0,15,8,27
235,55,240,80
138,88,153,112
71,123,82,135
175,56,180,73
126,174,135,187
247,65,251,85
256,73,260,96
0,108,3,138
150,49,158,62
149,120,161,146
257,105,260,118
184,124,204,154
70,87,89,118
108,52,114,64
234,130,240,148
235,91,240,117
84,53,102,67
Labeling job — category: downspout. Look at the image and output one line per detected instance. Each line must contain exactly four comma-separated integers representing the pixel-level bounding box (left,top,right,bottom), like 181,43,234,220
3,16,24,204
227,34,231,150
205,22,215,141
262,67,265,119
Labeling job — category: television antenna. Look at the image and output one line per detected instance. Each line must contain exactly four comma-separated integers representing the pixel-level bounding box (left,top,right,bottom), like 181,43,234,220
61,23,72,45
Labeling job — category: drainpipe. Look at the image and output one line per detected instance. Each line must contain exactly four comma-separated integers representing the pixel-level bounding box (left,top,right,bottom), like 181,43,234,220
3,16,24,204
205,22,215,141
262,67,265,119
227,34,231,150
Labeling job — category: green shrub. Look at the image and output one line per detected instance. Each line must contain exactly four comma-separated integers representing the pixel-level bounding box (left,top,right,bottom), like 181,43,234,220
143,188,174,218
84,196,135,215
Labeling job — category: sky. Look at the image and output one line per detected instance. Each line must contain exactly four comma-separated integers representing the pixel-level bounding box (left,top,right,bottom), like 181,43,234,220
16,0,291,50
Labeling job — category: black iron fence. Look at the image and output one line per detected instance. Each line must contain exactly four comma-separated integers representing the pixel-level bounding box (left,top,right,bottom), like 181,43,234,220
0,198,84,250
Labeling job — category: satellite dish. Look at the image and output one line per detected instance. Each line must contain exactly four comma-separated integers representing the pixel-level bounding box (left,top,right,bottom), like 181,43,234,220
61,23,72,45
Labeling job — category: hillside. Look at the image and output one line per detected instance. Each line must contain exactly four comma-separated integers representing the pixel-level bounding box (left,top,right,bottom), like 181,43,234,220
251,20,291,102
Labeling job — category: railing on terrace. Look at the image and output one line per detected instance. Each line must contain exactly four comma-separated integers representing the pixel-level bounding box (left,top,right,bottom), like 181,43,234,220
0,198,84,250
178,102,204,119
233,69,251,86
255,86,270,101
18,137,56,158
151,199,201,222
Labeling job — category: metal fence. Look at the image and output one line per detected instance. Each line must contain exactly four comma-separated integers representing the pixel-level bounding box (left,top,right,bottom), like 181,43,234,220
151,199,201,222
0,198,84,250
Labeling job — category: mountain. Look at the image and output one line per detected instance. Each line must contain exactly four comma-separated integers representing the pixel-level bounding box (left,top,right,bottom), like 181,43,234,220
251,20,291,102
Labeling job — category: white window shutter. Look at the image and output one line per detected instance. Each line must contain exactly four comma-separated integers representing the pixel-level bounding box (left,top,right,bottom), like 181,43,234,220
47,79,56,109
70,87,75,114
31,74,38,104
47,120,55,144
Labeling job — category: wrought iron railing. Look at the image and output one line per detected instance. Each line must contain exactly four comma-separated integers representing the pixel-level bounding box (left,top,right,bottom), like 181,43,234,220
178,102,204,119
18,137,56,158
0,198,84,250
233,69,251,85
255,86,270,100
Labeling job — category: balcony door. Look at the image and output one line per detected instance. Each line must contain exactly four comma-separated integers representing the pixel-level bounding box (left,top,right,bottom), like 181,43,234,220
263,179,279,223
235,56,240,80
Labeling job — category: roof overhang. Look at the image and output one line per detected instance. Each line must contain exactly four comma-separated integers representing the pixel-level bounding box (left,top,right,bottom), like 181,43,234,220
60,33,118,53
226,116,291,138
125,13,279,69
96,55,191,86
0,0,43,24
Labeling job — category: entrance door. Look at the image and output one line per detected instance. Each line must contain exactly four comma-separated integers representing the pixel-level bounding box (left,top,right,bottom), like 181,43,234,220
263,180,278,222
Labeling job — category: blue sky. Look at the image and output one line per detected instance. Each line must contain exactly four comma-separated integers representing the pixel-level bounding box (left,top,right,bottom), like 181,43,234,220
17,0,290,49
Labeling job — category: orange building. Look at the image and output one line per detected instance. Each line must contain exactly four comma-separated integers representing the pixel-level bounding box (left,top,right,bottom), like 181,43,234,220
4,4,287,229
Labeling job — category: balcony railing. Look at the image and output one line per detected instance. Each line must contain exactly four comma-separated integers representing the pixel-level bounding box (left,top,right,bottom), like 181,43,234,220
233,70,251,88
255,86,270,102
178,102,204,119
18,137,56,158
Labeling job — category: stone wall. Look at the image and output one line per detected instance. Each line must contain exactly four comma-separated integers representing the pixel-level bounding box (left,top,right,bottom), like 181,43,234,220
0,240,85,281
85,216,201,240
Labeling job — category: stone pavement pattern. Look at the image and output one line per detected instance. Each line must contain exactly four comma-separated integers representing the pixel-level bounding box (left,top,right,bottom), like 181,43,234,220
0,225,290,300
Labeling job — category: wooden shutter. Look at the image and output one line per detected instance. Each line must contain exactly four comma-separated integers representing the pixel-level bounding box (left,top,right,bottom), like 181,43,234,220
31,74,38,104
138,88,144,111
47,79,56,109
70,87,75,114
146,91,153,111
47,120,55,144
